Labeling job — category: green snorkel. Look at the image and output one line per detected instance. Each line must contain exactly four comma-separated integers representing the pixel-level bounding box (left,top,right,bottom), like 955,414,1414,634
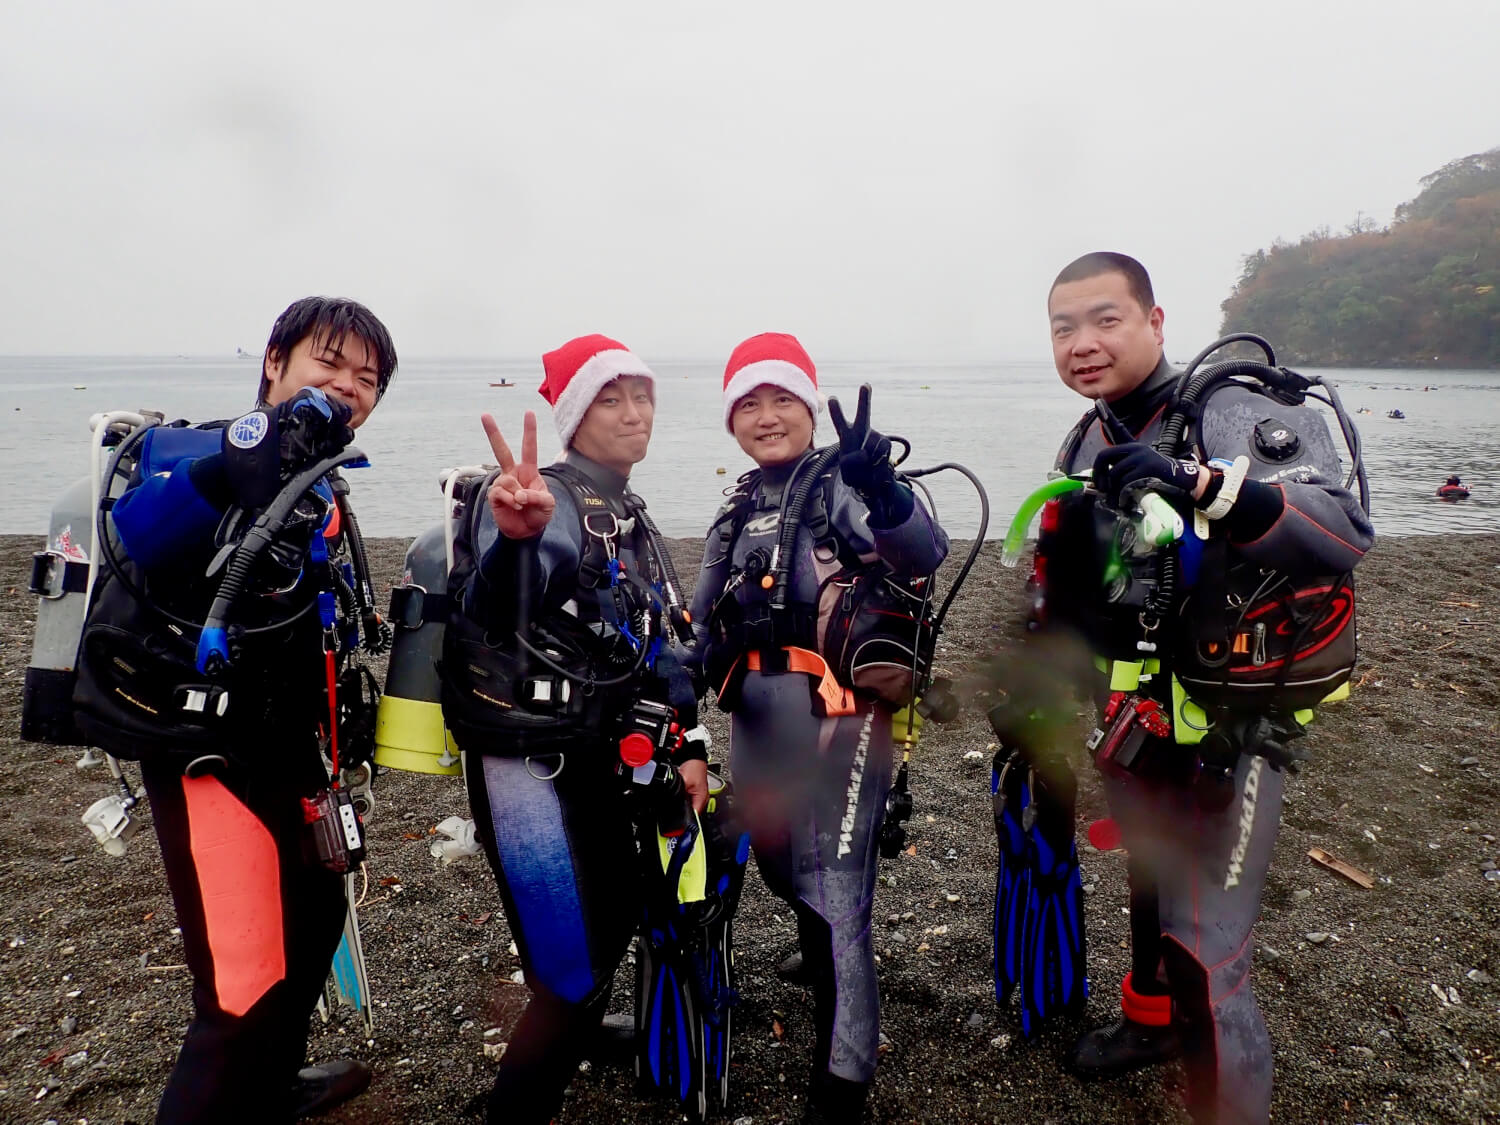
1001,476,1086,567
1002,475,1183,575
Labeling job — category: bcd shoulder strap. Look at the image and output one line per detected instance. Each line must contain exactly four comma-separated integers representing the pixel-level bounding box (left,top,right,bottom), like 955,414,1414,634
540,462,614,590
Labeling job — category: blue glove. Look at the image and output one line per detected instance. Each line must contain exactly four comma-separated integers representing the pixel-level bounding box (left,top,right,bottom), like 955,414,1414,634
829,384,912,526
1091,443,1200,508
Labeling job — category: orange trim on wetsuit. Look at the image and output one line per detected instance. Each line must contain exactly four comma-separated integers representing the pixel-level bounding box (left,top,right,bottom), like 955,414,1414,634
183,774,286,1016
737,647,859,716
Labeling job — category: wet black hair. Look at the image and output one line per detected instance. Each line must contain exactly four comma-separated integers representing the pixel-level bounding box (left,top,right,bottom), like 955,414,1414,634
257,296,398,404
1051,252,1156,313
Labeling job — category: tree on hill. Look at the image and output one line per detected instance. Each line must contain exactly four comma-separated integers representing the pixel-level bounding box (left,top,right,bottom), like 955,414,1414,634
1220,147,1500,366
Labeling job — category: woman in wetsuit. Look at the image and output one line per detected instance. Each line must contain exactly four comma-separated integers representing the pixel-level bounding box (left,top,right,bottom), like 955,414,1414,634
688,333,947,1124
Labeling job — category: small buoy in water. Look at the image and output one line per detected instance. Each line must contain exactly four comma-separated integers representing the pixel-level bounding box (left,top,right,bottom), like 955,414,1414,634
73,385,86,390
715,467,726,475
920,384,931,389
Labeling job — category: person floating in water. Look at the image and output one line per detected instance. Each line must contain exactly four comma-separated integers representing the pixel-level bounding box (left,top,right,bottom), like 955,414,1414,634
1437,475,1470,500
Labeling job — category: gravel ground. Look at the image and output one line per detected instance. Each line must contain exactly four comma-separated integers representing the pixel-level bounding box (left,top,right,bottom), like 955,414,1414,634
1,531,1497,1125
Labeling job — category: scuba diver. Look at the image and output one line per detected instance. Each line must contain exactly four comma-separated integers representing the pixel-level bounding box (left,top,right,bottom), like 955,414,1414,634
440,335,736,1124
689,333,949,1125
995,253,1373,1125
65,297,397,1123
1437,474,1470,500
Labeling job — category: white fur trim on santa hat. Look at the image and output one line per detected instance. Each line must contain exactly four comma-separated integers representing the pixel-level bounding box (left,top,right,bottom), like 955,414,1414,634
722,359,820,434
553,349,655,448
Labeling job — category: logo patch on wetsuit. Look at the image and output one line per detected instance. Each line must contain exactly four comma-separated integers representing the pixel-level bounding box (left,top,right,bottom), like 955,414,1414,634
837,711,873,859
744,513,780,537
227,412,269,450
1223,756,1263,890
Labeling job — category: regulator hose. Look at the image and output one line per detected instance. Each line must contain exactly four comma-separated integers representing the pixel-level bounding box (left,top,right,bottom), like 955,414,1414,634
195,448,368,674
769,446,840,611
97,421,315,639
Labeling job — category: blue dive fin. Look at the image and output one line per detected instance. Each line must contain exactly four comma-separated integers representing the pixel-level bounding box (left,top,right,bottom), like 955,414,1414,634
636,929,709,1122
1018,768,1088,1037
992,751,1030,1005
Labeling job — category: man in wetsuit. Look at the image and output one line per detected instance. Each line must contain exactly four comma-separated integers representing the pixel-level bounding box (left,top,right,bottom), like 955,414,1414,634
443,335,708,1125
71,297,397,1123
1039,253,1373,1124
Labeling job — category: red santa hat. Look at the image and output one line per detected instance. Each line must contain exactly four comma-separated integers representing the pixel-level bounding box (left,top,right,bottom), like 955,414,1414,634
722,332,820,434
538,334,656,448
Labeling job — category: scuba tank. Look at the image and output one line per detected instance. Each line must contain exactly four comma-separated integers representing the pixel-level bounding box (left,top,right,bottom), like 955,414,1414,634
372,466,489,776
24,473,97,745
23,411,158,748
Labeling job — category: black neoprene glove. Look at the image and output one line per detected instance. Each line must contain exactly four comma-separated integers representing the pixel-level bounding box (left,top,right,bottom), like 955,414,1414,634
676,733,709,765
220,387,355,509
274,387,356,466
829,383,913,527
1092,442,1200,509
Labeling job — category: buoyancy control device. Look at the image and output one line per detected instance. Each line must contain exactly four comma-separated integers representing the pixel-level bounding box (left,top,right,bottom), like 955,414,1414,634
71,422,380,769
438,461,696,756
703,440,987,720
26,409,386,847
1003,333,1370,745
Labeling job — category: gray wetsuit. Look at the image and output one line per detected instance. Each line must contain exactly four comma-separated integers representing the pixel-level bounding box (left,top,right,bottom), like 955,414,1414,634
1055,357,1373,1124
688,453,948,1087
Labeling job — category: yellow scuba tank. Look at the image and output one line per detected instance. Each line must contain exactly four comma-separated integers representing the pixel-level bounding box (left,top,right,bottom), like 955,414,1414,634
372,466,488,775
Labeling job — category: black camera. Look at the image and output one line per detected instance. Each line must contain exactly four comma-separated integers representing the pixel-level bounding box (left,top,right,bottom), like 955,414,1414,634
617,698,682,763
302,787,366,873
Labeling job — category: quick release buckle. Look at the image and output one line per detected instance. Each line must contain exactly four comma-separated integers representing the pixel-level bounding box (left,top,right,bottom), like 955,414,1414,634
522,676,571,709
174,684,230,718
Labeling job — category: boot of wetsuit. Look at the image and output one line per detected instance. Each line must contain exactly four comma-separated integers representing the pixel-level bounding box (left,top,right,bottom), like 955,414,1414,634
801,1072,870,1125
485,990,610,1125
775,949,816,986
588,1012,637,1067
1069,972,1180,1076
291,1059,372,1118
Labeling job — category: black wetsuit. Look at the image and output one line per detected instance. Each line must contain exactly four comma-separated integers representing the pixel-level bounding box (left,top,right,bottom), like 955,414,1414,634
452,451,698,1125
687,452,948,1109
72,425,357,1125
1052,357,1374,1124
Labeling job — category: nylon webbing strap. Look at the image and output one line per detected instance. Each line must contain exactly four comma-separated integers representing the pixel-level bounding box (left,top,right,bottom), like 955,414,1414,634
29,552,90,598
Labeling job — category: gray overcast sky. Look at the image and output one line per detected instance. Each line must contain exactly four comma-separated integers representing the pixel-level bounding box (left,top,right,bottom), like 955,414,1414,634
2,0,1495,361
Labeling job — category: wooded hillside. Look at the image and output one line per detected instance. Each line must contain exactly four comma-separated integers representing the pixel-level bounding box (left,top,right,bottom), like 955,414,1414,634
1219,149,1500,366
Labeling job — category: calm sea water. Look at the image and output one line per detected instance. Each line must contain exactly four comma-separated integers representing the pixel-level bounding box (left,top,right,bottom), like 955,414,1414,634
1,356,1495,540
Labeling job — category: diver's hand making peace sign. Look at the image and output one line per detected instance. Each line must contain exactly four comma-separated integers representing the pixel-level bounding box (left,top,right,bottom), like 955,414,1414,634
482,411,556,539
828,383,897,498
